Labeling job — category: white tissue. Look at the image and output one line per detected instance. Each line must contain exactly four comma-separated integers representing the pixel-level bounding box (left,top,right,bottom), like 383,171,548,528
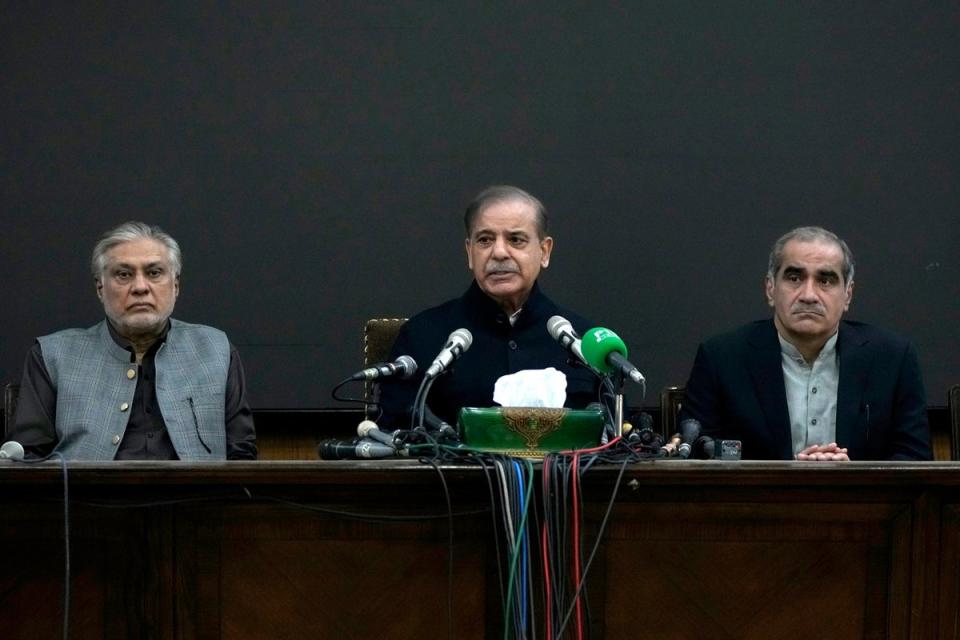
493,368,568,408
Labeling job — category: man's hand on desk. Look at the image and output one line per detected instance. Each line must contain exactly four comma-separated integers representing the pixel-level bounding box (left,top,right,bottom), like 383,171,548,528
796,442,850,462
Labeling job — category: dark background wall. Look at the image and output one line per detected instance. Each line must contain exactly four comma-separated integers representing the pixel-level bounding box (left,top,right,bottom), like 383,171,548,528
2,2,957,410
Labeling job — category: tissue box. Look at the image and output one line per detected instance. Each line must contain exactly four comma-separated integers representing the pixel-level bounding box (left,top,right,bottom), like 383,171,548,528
458,407,605,457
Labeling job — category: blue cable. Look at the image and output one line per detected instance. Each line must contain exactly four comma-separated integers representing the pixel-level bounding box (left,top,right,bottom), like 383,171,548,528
513,459,529,633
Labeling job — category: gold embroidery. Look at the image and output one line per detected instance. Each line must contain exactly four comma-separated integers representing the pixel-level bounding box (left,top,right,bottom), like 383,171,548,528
502,408,568,449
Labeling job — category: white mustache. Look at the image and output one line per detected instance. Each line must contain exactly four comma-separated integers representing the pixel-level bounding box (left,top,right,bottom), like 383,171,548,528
485,261,520,275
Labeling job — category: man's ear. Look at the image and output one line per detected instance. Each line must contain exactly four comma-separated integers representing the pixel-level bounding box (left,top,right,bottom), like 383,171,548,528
764,275,775,307
464,237,473,270
95,278,103,302
174,276,180,299
843,279,854,311
539,236,554,268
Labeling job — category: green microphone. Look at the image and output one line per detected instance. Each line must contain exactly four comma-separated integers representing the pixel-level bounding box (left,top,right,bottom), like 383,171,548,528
581,327,646,384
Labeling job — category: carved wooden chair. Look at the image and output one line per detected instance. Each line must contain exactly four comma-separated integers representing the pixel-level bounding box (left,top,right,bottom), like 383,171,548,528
362,318,407,417
3,382,19,438
659,385,686,439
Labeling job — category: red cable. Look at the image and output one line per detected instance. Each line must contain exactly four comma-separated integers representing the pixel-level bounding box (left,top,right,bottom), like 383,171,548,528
558,435,622,455
541,457,553,640
571,453,584,640
554,436,622,637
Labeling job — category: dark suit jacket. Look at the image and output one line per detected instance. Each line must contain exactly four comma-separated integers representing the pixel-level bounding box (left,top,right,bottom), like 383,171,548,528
377,281,600,429
679,319,931,460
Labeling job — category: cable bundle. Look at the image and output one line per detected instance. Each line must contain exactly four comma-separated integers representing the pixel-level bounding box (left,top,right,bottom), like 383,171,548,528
395,407,678,639
540,431,670,639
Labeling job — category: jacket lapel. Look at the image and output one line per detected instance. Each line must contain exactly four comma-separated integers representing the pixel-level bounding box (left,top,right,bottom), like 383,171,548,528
746,321,794,459
836,322,871,454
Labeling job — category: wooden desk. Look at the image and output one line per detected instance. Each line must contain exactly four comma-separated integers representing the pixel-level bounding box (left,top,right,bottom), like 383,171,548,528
1,461,958,639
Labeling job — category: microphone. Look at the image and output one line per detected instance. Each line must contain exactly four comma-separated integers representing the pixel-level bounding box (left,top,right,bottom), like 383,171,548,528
356,420,397,447
694,435,715,459
547,315,588,366
350,355,417,381
580,327,645,384
318,439,400,460
624,412,659,446
677,418,702,459
696,436,743,460
0,441,25,461
660,433,682,457
424,329,473,379
0,431,86,462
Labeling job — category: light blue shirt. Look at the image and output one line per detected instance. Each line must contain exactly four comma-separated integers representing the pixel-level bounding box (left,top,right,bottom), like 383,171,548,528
778,332,840,455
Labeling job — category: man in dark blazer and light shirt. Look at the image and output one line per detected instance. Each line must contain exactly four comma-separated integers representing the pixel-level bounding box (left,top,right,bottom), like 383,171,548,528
680,226,931,461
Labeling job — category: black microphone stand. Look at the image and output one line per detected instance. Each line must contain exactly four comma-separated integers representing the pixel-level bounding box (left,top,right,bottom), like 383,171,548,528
409,375,458,443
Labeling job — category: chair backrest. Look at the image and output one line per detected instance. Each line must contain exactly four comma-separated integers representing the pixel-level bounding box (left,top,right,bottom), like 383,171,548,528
950,384,960,462
363,318,407,417
364,318,407,366
4,382,20,438
659,385,686,439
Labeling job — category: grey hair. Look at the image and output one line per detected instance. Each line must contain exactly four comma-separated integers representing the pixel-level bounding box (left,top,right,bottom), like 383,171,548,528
91,221,182,280
464,185,548,239
767,226,855,285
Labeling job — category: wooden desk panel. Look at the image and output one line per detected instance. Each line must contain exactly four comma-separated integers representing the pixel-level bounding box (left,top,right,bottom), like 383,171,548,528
600,501,910,639
174,503,490,640
940,504,960,640
0,461,958,639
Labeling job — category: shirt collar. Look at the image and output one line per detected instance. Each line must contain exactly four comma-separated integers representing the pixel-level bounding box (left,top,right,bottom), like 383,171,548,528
465,280,546,328
106,319,171,360
777,331,838,365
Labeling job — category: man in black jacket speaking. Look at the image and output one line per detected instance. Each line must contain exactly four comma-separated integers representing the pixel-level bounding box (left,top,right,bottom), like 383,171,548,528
378,185,599,430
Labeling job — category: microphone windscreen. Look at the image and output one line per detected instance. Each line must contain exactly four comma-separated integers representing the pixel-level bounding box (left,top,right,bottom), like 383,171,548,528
580,327,628,374
449,328,473,350
0,441,25,460
393,355,418,379
680,418,701,443
356,420,378,438
547,315,573,341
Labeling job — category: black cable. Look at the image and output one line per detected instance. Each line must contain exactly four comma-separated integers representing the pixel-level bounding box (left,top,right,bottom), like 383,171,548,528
253,494,486,523
539,455,551,637
575,458,593,640
424,458,455,640
526,466,542,640
542,454,558,634
416,377,432,432
559,454,574,637
544,454,564,637
548,453,567,637
410,375,431,431
70,492,252,509
548,451,572,638
493,457,514,630
71,488,489,523
53,453,70,640
475,454,509,622
329,377,371,405
555,455,631,639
